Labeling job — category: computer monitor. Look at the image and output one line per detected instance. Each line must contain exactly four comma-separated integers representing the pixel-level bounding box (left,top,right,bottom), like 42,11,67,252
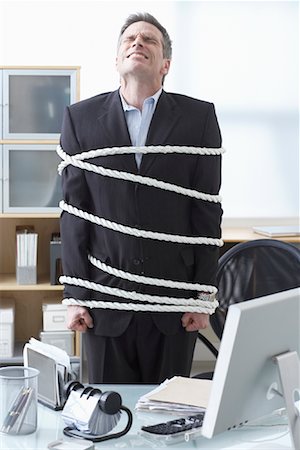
201,287,300,448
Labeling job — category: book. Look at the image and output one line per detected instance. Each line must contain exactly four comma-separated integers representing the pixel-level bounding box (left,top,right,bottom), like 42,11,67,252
252,225,300,237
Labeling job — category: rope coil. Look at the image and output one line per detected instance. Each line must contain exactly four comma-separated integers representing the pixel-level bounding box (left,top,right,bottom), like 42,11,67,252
88,254,217,293
57,145,223,203
62,297,219,314
60,200,223,247
58,144,223,314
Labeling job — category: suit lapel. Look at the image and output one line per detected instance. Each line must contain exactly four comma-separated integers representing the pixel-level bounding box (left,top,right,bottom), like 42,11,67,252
141,91,182,174
95,90,181,174
96,91,137,172
96,91,131,146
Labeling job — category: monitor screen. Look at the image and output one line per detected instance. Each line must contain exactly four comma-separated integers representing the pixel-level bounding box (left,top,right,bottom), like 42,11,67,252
202,287,300,441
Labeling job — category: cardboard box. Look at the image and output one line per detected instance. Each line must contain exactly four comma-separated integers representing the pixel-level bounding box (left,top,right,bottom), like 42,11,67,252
0,299,15,358
43,303,68,331
40,330,75,356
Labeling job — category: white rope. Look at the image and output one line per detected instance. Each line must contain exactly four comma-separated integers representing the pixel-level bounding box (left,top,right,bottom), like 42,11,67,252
57,146,222,203
60,200,223,246
57,143,225,162
88,254,217,294
60,274,216,307
62,297,218,314
58,144,223,314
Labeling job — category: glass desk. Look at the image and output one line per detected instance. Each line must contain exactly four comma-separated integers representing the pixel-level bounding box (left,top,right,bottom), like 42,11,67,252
0,384,293,449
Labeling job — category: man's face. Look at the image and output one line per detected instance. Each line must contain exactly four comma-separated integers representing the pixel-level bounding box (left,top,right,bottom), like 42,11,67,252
116,21,170,82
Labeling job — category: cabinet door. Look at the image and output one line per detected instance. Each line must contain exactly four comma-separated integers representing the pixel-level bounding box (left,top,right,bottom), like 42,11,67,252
3,144,62,213
0,70,2,139
2,69,77,139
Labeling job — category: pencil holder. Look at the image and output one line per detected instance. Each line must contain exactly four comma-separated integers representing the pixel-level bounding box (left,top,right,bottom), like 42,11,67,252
0,366,39,435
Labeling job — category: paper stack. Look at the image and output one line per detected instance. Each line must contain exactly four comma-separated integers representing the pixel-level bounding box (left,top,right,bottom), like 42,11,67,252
16,228,38,284
135,376,212,414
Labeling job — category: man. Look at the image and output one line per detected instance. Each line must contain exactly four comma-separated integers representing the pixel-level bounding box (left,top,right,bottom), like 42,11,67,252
59,12,223,383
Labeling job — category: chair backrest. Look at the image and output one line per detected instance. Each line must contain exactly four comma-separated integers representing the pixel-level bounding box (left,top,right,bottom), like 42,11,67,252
211,239,300,339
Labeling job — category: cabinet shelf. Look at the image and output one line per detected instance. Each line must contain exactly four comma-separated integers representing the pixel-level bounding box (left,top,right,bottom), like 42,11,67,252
0,274,63,291
0,213,60,219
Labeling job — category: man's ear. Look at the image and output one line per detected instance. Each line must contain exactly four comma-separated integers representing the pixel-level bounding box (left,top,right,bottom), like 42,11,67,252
162,59,171,75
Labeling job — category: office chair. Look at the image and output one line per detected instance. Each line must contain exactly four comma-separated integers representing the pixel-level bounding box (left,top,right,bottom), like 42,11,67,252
195,239,300,378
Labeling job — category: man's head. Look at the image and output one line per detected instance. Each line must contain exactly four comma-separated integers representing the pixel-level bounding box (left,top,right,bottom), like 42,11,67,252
118,12,172,59
116,13,172,86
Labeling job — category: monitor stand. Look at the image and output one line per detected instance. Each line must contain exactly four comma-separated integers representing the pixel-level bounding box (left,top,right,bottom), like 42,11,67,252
274,351,300,450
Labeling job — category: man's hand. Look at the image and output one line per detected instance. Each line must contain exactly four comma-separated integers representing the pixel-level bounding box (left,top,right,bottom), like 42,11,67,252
67,305,94,332
181,312,209,332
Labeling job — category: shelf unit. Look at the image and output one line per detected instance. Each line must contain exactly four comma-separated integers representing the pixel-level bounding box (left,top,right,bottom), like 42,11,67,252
0,66,80,364
0,214,65,360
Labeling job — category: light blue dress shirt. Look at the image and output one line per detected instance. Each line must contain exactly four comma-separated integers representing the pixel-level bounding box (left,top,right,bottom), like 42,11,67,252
120,88,162,168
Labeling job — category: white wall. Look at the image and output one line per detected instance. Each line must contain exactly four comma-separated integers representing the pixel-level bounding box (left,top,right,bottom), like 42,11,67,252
1,0,298,222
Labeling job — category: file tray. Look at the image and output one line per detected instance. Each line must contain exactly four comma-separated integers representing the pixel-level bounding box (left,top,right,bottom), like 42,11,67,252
23,338,74,410
16,266,37,285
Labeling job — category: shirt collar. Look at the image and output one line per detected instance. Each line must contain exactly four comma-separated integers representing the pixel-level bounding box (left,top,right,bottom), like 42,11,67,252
119,88,163,112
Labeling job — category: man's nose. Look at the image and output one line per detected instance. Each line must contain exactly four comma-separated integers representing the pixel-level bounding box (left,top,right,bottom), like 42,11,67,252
132,34,143,47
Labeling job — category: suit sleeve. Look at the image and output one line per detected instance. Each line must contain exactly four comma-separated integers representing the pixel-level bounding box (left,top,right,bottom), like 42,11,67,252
59,106,91,300
192,103,222,288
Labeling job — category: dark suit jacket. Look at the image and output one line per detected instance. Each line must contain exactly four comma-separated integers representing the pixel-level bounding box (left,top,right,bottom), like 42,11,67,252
60,89,222,337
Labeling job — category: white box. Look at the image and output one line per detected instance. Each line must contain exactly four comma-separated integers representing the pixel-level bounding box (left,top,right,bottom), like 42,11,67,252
0,299,15,358
43,303,68,331
40,330,75,356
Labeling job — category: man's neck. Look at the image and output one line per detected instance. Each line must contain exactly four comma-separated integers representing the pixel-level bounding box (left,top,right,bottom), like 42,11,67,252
120,78,162,111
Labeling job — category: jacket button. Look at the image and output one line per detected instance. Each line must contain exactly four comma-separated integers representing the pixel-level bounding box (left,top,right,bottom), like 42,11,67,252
133,258,141,265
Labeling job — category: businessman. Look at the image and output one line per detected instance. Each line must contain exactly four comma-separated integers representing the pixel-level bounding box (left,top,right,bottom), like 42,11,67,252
59,12,223,383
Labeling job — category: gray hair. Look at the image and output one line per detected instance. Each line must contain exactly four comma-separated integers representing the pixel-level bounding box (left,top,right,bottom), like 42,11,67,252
118,12,172,59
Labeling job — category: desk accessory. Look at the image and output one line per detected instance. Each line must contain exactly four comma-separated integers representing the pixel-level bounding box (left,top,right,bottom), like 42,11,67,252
62,381,132,443
1,386,33,433
50,233,62,285
0,366,39,435
16,226,38,285
23,338,75,410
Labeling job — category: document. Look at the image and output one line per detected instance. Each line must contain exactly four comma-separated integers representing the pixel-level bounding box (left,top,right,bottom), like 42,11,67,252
253,225,300,237
16,230,38,267
135,376,212,414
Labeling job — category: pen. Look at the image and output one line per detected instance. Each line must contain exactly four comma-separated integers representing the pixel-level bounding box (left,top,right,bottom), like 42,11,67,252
16,386,34,433
1,386,32,433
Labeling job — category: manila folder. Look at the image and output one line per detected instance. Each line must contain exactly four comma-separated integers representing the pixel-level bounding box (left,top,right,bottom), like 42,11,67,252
148,376,212,409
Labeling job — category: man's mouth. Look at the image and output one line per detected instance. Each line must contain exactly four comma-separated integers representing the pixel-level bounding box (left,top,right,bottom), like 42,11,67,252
127,52,149,59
